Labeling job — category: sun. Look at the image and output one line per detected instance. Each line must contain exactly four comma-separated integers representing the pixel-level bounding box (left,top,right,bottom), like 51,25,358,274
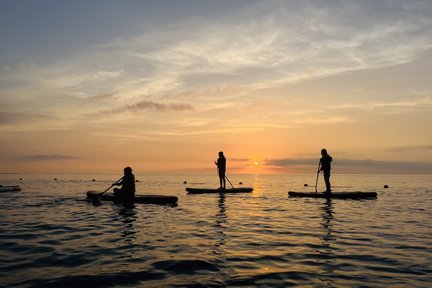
253,161,260,166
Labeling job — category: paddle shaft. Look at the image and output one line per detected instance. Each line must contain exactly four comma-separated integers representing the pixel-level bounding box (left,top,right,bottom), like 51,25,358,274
99,176,123,196
315,161,321,193
225,175,235,190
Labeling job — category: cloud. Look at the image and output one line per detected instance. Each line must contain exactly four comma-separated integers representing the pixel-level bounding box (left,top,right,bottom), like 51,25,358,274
19,154,82,161
1,1,431,137
388,145,432,152
120,0,432,92
331,97,432,111
1,1,430,111
335,159,432,171
266,157,432,173
83,92,117,102
0,112,51,125
266,158,318,166
293,116,352,125
231,158,250,162
6,0,426,101
93,70,123,80
99,100,194,114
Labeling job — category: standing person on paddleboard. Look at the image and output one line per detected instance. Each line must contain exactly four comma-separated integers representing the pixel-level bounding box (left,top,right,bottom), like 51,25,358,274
319,149,333,194
215,151,226,189
113,167,136,202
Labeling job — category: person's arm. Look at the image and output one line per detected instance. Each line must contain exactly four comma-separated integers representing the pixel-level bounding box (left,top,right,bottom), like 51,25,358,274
114,178,124,186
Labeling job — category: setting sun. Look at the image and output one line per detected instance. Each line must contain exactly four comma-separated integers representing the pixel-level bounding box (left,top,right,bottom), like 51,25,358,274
253,161,260,166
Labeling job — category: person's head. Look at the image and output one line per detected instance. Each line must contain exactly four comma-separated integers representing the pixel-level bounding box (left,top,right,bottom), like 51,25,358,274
123,166,133,175
321,149,328,156
218,151,224,157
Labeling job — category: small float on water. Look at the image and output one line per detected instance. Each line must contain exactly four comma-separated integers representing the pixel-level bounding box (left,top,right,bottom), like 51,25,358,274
288,191,377,199
186,187,253,194
0,185,21,192
86,191,178,205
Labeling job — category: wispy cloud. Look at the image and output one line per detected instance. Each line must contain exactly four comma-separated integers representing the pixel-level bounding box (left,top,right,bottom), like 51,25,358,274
83,92,117,102
118,0,432,92
330,96,432,112
266,158,318,166
266,157,432,173
231,158,250,162
99,100,194,114
18,154,82,161
0,112,51,125
2,0,430,106
388,145,432,152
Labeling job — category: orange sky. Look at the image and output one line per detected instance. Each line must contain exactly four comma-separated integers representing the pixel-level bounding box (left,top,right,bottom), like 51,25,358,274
1,1,431,174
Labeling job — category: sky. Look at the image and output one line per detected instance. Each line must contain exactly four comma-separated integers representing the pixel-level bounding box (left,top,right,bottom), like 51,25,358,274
0,0,431,175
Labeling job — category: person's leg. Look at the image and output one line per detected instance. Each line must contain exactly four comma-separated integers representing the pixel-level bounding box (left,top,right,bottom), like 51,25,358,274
113,188,120,196
324,171,331,192
218,173,223,188
113,188,121,201
222,172,226,189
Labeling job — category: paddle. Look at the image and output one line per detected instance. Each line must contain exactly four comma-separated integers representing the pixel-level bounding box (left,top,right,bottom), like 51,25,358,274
225,175,235,190
315,161,321,193
98,176,123,197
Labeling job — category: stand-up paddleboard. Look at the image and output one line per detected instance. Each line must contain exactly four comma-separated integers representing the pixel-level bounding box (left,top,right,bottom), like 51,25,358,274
186,187,253,194
288,191,377,199
0,185,21,192
86,191,178,205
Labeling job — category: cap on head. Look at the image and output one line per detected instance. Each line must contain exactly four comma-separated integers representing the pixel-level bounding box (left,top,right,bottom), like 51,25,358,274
124,166,132,172
218,151,224,156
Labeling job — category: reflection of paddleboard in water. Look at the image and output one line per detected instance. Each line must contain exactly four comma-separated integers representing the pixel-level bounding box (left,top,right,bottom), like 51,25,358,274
288,191,377,199
0,185,21,192
186,187,253,194
86,191,178,204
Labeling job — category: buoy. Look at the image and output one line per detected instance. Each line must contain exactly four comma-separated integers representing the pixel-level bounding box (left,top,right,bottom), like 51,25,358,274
384,185,389,189
183,181,187,184
304,184,309,187
92,179,96,182
54,178,58,181
135,179,140,182
239,182,243,185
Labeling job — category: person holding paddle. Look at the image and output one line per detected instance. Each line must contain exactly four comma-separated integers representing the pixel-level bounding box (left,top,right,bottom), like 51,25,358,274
319,149,333,194
113,167,136,202
215,151,226,189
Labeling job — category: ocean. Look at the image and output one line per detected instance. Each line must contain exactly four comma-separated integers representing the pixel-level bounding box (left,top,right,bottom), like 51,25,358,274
0,173,431,287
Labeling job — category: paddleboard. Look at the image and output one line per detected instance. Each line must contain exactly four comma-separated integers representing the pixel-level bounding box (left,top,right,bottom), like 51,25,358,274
86,191,178,205
0,185,21,192
288,191,377,199
186,187,253,194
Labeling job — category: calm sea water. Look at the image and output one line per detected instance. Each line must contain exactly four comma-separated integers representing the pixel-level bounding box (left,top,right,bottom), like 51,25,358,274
0,173,431,287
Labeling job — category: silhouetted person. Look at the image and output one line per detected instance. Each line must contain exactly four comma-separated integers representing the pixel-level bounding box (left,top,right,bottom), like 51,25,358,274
215,151,226,189
319,149,332,193
113,167,136,202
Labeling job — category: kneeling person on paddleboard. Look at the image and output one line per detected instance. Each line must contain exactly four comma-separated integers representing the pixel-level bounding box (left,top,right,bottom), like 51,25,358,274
113,167,136,202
